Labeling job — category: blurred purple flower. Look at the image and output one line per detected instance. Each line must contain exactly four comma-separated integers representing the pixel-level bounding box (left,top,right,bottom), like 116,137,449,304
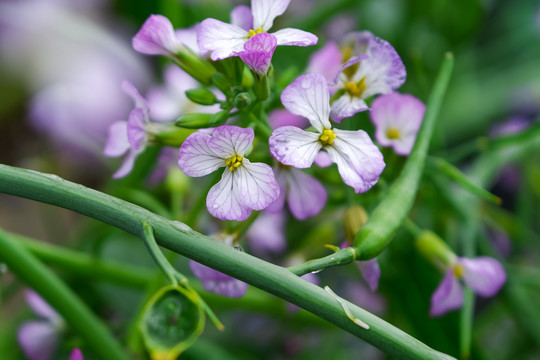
430,256,506,317
17,290,64,360
489,116,530,138
370,93,426,155
345,281,387,314
306,41,343,91
69,349,84,360
330,31,406,122
236,32,277,76
357,258,381,292
269,73,385,193
198,0,317,61
268,109,308,130
266,165,327,220
178,125,280,221
246,211,287,258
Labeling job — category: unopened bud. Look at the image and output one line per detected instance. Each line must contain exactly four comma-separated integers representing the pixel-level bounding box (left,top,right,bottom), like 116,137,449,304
175,113,213,129
185,88,217,106
344,205,368,243
209,110,230,126
233,92,253,109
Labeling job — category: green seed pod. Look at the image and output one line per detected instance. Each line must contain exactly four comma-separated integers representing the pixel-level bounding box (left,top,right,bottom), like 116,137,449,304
415,230,456,270
175,113,213,129
139,285,205,360
185,89,218,106
209,110,230,126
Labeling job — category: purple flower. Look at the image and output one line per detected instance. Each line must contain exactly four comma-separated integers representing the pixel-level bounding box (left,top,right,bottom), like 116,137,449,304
430,256,506,317
236,32,277,76
357,258,381,292
190,261,249,298
269,73,385,194
345,281,387,315
266,164,327,220
178,125,280,221
268,109,308,129
306,41,343,88
370,93,426,155
330,32,406,123
246,211,287,258
103,81,151,178
132,14,184,56
198,0,318,61
69,349,84,360
18,290,64,360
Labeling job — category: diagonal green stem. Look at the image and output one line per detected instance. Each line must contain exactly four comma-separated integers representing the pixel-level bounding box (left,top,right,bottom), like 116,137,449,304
0,228,129,360
0,164,455,360
353,53,454,259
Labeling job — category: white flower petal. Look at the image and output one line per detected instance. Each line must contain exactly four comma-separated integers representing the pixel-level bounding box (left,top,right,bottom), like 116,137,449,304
251,0,290,31
330,93,369,123
281,73,331,132
178,131,225,177
235,160,280,211
104,121,129,157
326,129,385,193
198,18,248,61
208,125,254,158
269,126,321,168
272,28,318,47
207,170,252,221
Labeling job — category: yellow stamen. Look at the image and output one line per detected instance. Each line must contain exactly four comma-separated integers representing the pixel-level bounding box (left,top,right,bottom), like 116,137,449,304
341,46,359,79
319,129,336,146
386,128,400,139
344,77,367,97
225,154,243,172
247,27,264,38
453,264,465,278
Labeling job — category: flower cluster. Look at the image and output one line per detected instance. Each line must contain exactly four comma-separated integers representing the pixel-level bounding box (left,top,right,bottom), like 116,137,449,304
100,0,507,320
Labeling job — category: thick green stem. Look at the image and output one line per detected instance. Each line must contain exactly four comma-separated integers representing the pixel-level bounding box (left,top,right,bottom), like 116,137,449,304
353,53,454,259
0,164,455,360
0,228,129,360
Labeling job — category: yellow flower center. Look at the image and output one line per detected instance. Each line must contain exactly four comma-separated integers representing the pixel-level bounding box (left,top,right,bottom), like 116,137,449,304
341,46,359,79
453,264,465,278
225,154,243,172
344,77,366,97
248,27,264,38
386,128,400,139
319,129,337,146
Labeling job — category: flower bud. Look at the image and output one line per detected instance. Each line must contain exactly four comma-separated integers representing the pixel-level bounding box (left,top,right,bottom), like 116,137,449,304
233,92,253,109
415,231,457,270
344,205,369,243
185,89,218,106
175,113,213,129
139,285,204,360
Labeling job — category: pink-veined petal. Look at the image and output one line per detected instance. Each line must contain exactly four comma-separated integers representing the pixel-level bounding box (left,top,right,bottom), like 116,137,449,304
178,131,225,177
237,33,277,76
230,5,253,31
459,257,506,297
69,349,84,360
285,168,327,220
103,121,129,157
281,73,331,131
265,166,287,213
357,258,381,292
208,125,254,158
236,160,280,211
17,321,59,360
112,148,142,179
25,291,60,323
371,93,425,156
190,260,248,298
326,128,385,193
197,18,247,61
207,170,252,221
132,14,182,56
127,107,147,150
251,0,290,31
330,93,369,123
272,28,318,47
269,126,321,168
430,270,464,317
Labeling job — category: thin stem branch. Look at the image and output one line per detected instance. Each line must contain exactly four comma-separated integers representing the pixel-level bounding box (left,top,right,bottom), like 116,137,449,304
288,248,356,277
